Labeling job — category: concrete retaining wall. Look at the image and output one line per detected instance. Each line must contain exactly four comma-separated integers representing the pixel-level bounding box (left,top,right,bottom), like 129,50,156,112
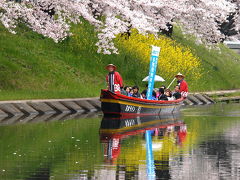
0,98,101,124
214,96,240,103
183,94,215,105
183,89,240,105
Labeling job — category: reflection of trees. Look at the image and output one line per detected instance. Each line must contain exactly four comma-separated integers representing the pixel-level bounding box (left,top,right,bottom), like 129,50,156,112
201,139,232,169
26,167,50,180
170,117,240,180
0,117,103,180
199,124,240,179
154,159,171,179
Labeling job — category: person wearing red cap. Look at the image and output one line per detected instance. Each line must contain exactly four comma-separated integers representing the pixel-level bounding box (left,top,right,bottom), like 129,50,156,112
106,64,123,94
175,73,188,98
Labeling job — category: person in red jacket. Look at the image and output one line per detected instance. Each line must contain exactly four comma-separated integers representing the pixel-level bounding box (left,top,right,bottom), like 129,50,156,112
106,64,123,94
175,73,188,98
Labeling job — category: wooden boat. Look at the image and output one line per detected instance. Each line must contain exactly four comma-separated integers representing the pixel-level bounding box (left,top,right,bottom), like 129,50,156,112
100,89,184,116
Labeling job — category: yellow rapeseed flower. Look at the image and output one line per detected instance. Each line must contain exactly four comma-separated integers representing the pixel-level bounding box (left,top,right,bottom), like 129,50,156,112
116,29,202,80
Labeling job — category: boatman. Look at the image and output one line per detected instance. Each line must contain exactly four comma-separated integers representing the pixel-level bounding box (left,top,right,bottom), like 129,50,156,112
106,64,123,94
175,73,188,98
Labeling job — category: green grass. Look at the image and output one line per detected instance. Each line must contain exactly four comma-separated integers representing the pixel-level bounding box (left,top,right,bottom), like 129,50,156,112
173,28,240,91
225,92,240,97
0,22,149,100
0,22,239,100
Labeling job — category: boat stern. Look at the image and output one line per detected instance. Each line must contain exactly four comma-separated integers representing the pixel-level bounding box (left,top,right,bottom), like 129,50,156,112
100,89,122,115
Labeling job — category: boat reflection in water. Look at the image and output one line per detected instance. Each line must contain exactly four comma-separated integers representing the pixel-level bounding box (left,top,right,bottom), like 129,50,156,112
99,114,187,179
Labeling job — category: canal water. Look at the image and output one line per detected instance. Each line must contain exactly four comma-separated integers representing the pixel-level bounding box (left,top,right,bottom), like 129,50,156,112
0,103,240,180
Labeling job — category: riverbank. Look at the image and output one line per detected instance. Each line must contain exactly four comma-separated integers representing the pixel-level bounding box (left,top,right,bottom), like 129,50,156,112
0,97,101,119
0,23,240,100
0,89,239,123
204,89,240,103
185,89,240,105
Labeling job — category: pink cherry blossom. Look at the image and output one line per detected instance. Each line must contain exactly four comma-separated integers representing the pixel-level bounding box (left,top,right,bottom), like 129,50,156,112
0,0,239,54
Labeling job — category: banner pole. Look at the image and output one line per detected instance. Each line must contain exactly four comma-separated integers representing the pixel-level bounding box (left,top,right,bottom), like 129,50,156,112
146,46,161,100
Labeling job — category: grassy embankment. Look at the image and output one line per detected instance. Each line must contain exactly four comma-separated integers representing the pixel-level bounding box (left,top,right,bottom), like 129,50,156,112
0,22,240,100
173,28,240,91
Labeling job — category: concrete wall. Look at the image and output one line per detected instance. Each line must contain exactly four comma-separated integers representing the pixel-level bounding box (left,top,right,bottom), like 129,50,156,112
0,98,101,124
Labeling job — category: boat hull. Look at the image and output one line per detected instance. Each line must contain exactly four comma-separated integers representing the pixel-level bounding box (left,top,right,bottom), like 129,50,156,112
100,89,183,116
100,113,183,139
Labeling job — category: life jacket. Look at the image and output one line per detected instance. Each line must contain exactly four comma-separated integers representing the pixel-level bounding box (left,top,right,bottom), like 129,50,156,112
106,71,123,94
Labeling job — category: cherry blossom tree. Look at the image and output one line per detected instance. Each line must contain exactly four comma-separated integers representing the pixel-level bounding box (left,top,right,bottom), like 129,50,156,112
224,0,240,41
0,0,238,54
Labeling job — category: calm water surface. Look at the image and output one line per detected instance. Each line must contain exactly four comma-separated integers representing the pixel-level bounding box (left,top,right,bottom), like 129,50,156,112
0,103,240,180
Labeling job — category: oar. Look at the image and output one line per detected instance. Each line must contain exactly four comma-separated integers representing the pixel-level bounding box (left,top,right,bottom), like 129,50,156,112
167,77,176,89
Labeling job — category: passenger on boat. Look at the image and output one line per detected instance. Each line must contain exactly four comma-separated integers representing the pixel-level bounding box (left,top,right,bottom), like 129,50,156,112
129,88,134,96
141,90,147,99
158,88,168,101
165,89,173,100
106,64,123,94
175,73,188,98
142,84,149,93
123,86,132,97
132,86,141,98
155,88,160,99
141,90,157,100
160,85,166,90
157,85,166,98
172,85,182,100
152,90,157,100
121,87,128,96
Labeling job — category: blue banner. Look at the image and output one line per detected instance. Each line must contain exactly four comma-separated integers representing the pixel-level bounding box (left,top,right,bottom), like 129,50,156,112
146,46,161,100
145,130,156,179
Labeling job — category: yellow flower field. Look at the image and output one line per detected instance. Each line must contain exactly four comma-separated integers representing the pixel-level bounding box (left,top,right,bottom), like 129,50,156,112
116,29,202,80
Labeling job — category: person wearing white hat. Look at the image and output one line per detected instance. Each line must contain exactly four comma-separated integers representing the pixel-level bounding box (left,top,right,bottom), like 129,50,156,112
105,64,123,94
175,73,188,98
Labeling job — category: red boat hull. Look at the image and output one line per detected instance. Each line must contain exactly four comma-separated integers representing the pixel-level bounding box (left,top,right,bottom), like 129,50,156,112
100,89,184,116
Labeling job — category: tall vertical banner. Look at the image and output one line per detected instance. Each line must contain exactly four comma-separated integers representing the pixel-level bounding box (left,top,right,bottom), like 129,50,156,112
145,46,160,180
146,46,161,100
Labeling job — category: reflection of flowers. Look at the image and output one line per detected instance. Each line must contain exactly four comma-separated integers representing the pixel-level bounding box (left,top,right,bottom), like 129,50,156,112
151,123,187,146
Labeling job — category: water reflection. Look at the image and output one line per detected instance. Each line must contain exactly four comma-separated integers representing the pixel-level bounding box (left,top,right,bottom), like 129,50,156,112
0,112,99,126
99,114,187,179
0,104,240,179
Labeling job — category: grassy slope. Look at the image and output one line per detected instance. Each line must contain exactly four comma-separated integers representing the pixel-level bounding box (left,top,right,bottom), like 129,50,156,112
0,22,239,100
0,23,148,100
173,28,240,91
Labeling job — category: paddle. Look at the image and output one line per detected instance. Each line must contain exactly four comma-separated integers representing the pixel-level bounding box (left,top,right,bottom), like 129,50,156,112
167,77,176,89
